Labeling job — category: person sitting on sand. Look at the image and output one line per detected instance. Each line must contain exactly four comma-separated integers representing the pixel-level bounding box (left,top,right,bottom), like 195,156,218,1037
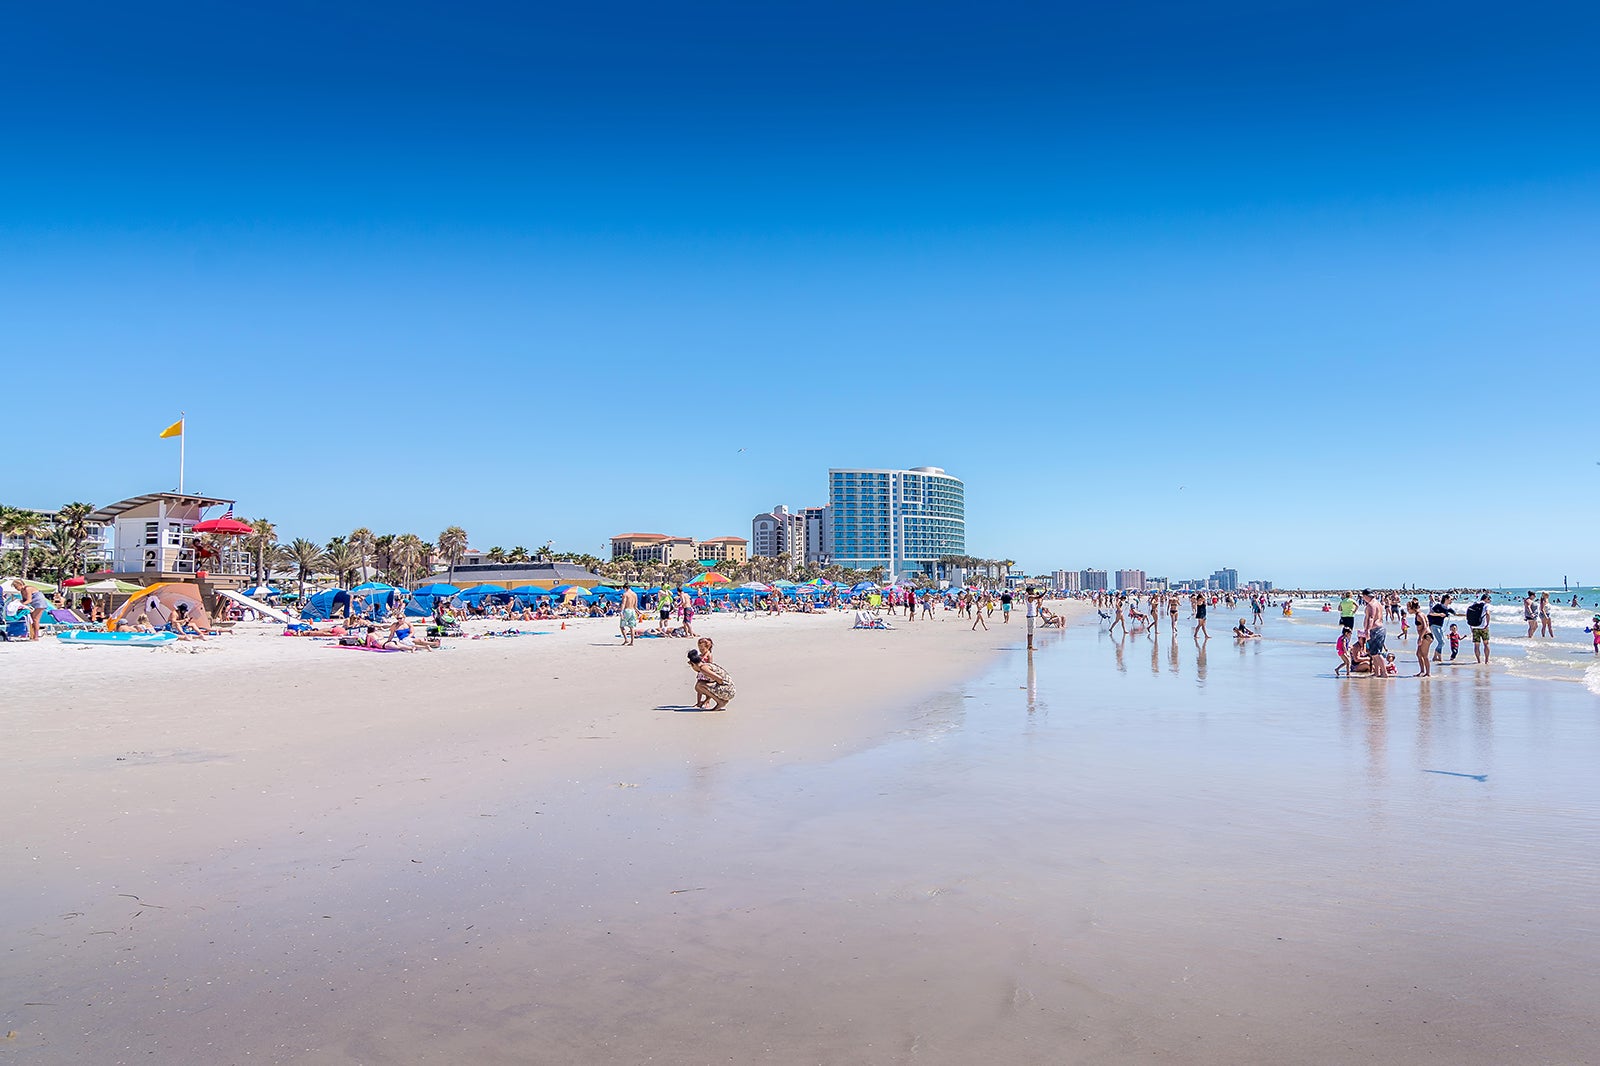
1233,619,1257,639
131,612,156,634
688,637,735,710
169,604,207,640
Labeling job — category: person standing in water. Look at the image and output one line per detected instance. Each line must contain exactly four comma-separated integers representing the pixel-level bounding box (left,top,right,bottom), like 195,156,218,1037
1192,592,1209,641
1538,592,1554,638
1466,593,1492,662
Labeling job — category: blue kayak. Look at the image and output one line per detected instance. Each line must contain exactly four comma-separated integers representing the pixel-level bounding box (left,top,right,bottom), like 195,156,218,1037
56,629,179,647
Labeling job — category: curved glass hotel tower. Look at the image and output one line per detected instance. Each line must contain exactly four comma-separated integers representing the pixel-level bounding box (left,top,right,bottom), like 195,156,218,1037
827,467,965,581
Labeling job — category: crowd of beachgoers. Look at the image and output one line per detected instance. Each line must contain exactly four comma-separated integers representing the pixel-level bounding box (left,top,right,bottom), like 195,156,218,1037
1080,586,1600,679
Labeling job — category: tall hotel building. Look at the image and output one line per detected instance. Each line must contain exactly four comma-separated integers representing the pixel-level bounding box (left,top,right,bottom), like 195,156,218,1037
827,466,965,581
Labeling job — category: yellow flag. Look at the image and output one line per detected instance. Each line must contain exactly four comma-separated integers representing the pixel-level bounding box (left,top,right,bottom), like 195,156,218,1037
159,418,184,439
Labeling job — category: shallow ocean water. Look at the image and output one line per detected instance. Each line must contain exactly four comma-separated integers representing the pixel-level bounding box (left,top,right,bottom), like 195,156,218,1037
9,614,1599,1064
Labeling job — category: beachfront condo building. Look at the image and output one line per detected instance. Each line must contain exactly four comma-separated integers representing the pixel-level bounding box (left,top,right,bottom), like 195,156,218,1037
751,506,807,565
1115,569,1146,592
1053,569,1081,593
1080,569,1109,591
697,536,749,566
752,505,833,568
2,507,111,569
610,533,699,565
827,466,965,582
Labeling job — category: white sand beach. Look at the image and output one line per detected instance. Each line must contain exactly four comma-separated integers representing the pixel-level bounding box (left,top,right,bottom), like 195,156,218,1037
4,603,1079,1063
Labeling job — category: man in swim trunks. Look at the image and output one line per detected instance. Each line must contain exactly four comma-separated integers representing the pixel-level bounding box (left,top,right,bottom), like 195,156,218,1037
1361,589,1387,676
1466,593,1492,662
619,584,639,646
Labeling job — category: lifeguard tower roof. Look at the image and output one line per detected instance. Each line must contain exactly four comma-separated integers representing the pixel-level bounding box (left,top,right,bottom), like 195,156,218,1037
90,492,234,523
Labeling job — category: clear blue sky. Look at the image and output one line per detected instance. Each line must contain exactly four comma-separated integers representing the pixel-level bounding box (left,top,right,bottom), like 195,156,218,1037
3,1,1596,587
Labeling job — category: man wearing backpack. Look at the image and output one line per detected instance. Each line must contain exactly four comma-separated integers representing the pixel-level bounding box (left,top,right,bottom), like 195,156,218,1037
1466,593,1492,663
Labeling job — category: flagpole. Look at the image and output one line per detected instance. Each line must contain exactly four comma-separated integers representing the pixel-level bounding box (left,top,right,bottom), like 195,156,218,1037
179,412,186,493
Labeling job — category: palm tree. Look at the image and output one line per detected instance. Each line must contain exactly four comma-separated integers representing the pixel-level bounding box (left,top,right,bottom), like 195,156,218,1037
437,526,469,583
485,546,506,563
0,507,47,579
508,545,530,564
372,534,396,582
285,538,328,602
348,528,375,583
247,518,277,586
55,501,95,577
391,533,425,587
324,542,361,588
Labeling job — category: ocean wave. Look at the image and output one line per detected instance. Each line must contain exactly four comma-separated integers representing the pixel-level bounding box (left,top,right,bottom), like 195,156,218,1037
1587,663,1600,697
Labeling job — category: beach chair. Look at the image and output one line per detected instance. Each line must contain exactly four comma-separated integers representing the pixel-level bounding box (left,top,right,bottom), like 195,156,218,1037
852,611,894,630
40,608,97,634
3,610,30,642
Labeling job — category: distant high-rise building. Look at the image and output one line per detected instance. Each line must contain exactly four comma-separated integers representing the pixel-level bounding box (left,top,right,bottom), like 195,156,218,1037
751,505,807,566
1210,567,1239,592
828,466,964,581
1115,569,1146,591
1080,568,1108,591
1146,576,1169,592
801,505,831,564
1054,569,1081,593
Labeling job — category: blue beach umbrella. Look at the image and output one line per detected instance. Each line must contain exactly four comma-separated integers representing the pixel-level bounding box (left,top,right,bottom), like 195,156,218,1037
413,583,460,597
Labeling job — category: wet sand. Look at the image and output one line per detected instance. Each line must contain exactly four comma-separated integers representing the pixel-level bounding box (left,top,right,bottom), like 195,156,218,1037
5,603,1599,1064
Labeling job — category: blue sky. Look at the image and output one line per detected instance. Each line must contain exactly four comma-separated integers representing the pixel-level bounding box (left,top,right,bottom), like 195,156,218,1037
3,1,1596,586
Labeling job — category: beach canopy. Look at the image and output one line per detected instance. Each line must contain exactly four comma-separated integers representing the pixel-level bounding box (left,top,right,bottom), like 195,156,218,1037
2,576,58,593
850,581,880,594
108,582,212,631
687,572,730,586
458,585,511,604
243,585,282,597
76,578,145,594
351,581,395,593
413,583,460,597
510,585,553,597
548,584,578,596
739,581,772,591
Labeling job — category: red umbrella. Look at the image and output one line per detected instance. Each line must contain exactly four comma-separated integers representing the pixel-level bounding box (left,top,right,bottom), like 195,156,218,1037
62,576,86,587
194,517,254,535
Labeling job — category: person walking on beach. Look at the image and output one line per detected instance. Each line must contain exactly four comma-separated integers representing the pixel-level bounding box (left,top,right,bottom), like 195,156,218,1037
678,585,695,637
657,588,672,634
1466,593,1492,662
1426,594,1455,663
922,593,933,620
1192,592,1209,641
1251,595,1264,627
619,584,639,646
1538,592,1554,638
971,594,989,631
1000,589,1012,624
1108,595,1126,636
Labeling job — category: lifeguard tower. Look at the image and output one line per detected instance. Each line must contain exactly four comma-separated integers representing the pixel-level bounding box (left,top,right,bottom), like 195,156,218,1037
90,492,255,590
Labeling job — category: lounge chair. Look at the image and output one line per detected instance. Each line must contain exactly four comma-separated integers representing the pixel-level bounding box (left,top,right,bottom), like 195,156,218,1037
40,607,97,634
